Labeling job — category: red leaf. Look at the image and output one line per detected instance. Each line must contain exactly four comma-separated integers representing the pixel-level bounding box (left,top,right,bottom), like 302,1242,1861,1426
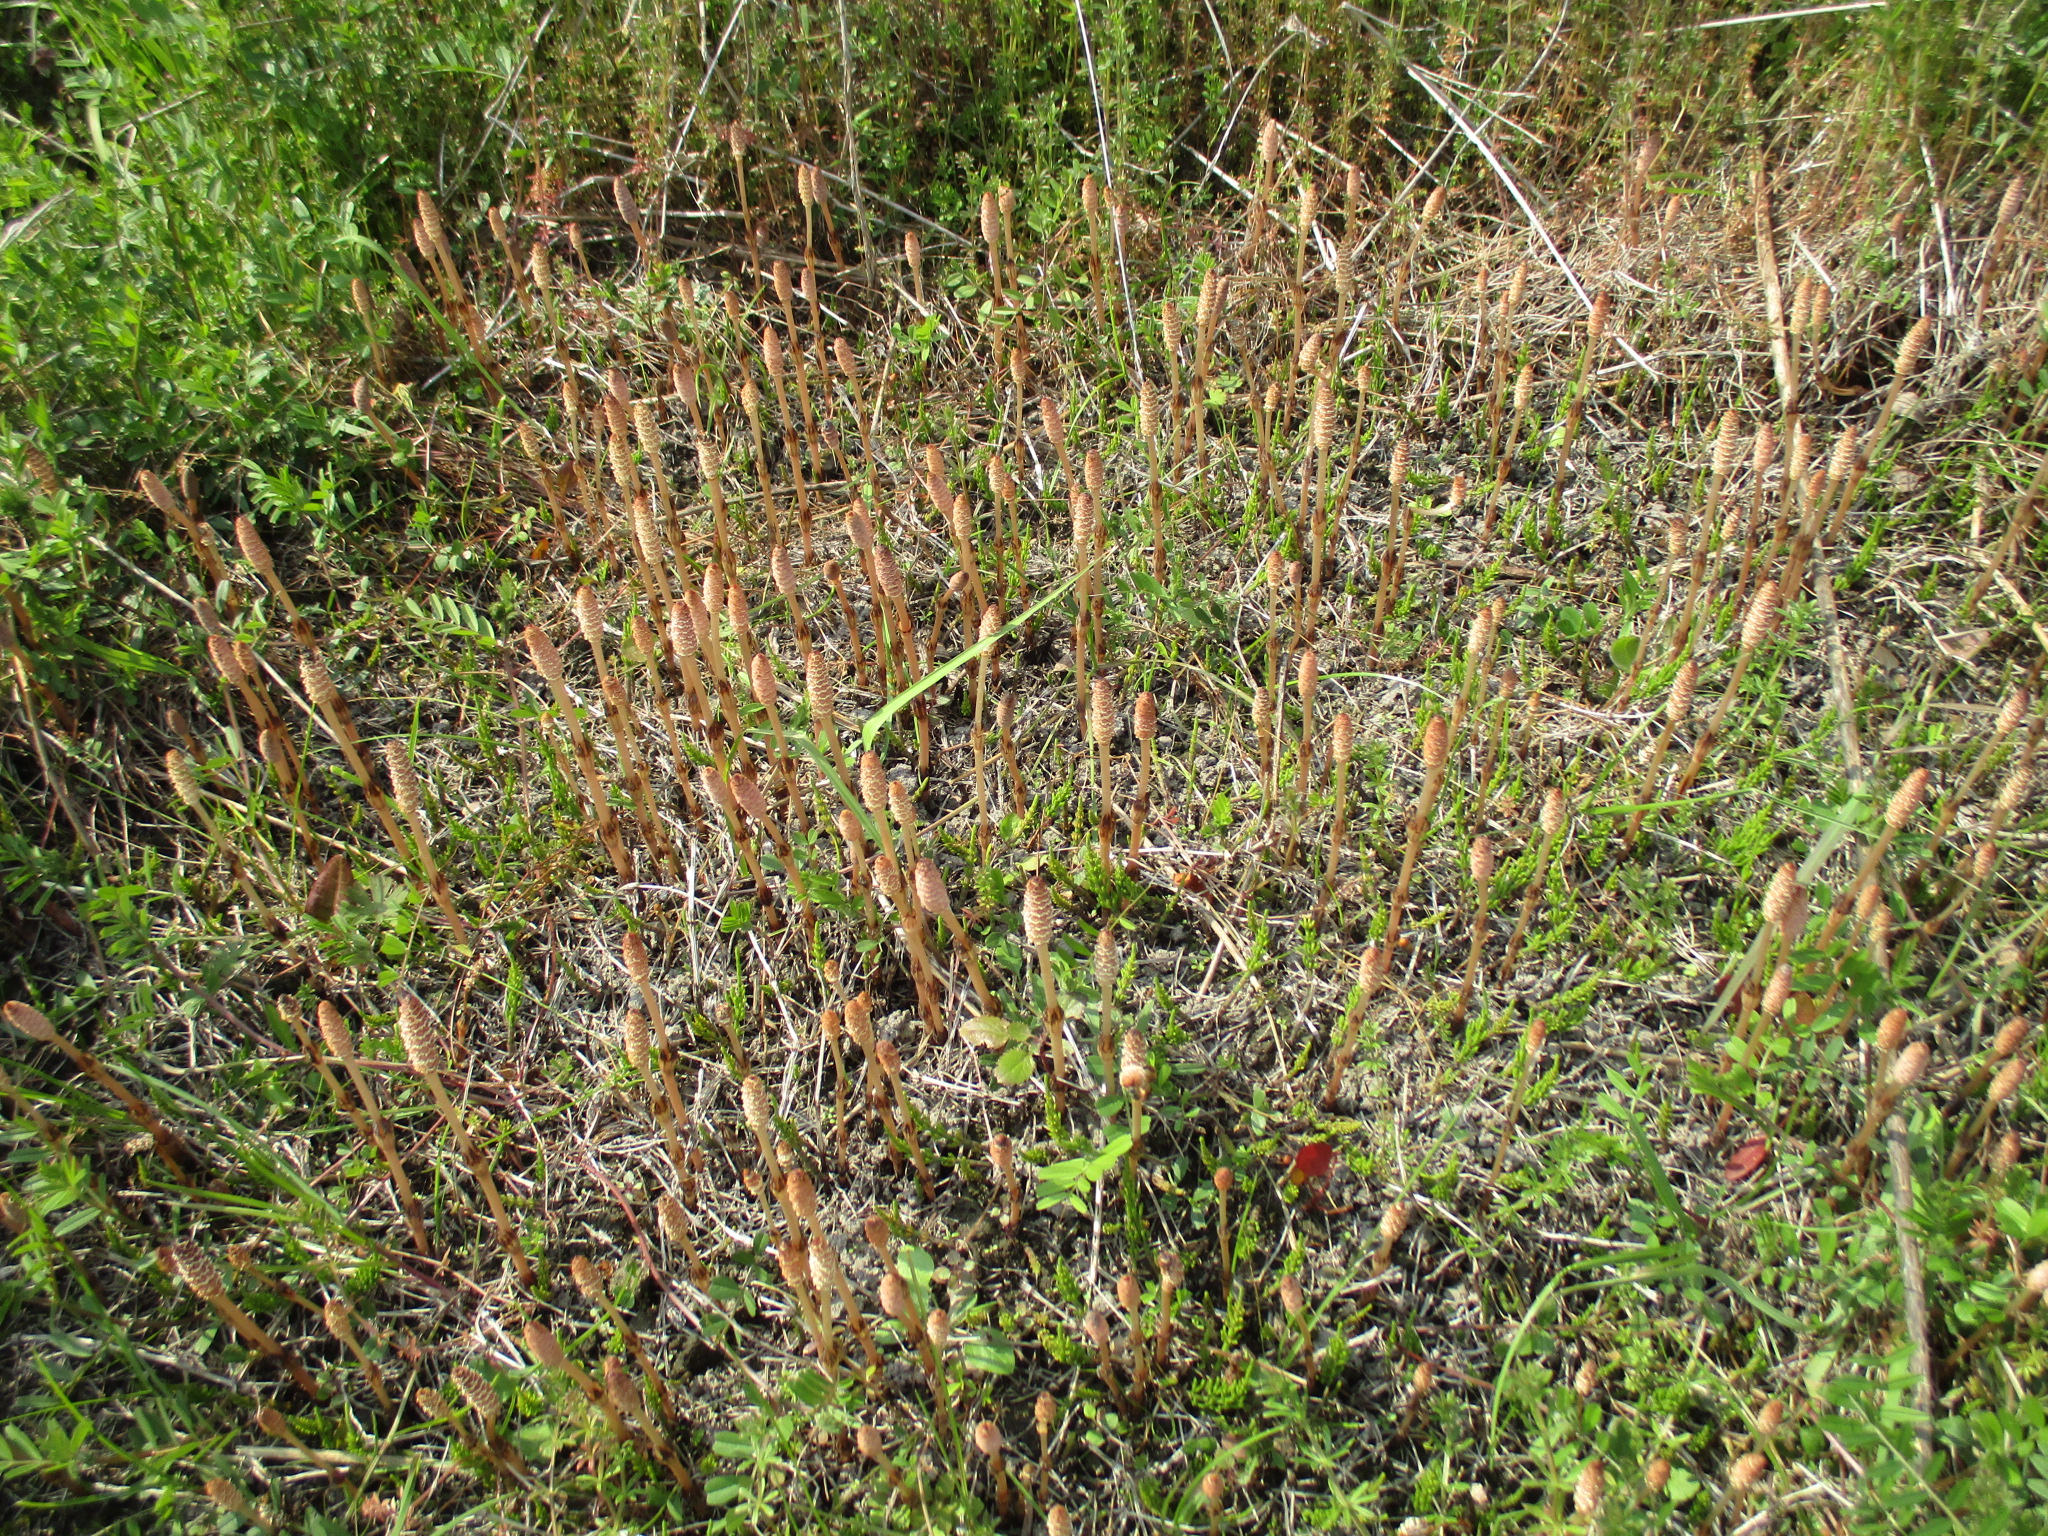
1288,1141,1336,1187
1723,1137,1771,1185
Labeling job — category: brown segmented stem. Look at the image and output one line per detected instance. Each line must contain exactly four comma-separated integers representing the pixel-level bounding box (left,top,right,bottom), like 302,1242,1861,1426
809,1234,882,1375
1840,1039,1931,1177
626,1007,691,1187
233,515,314,645
1912,683,2032,887
628,612,703,824
1082,1306,1130,1413
689,593,759,780
1080,173,1107,326
381,740,469,949
1947,1051,2034,1177
1314,709,1356,916
141,468,231,588
886,780,924,906
1482,363,1535,546
738,374,784,551
916,858,1002,1019
1320,944,1384,1110
967,605,1002,859
771,263,822,481
1451,837,1496,1025
524,1319,633,1441
873,1038,934,1199
657,1192,711,1289
1669,409,1742,659
324,1299,393,1411
998,691,1028,819
1491,1019,1548,1178
165,748,285,935
168,1242,322,1396
1381,715,1451,964
770,545,816,674
572,1254,679,1424
1254,684,1276,805
1091,926,1124,1073
6,1001,197,1181
315,1000,430,1255
1128,691,1158,865
1667,581,1780,806
874,854,944,1039
1545,293,1611,536
1623,661,1698,851
1092,677,1117,869
1020,876,1072,1111
750,653,813,834
1498,789,1569,983
740,1074,804,1246
1282,648,1317,867
1810,766,1930,951
396,991,535,1286
622,931,705,1166
843,994,900,1147
297,653,414,869
524,626,626,884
